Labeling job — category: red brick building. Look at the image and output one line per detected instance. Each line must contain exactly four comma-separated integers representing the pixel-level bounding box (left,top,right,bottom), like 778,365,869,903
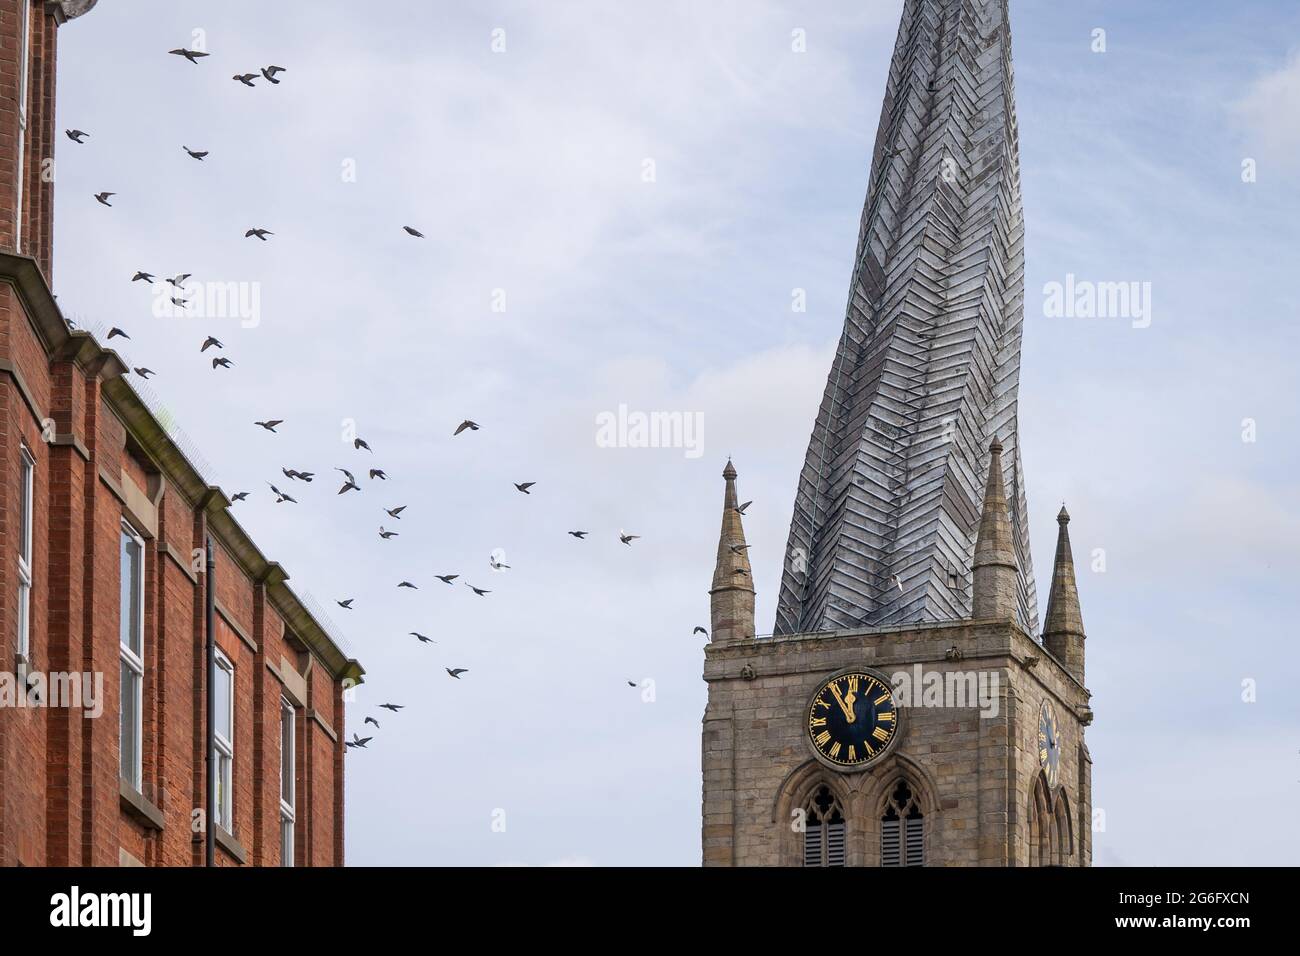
0,0,363,866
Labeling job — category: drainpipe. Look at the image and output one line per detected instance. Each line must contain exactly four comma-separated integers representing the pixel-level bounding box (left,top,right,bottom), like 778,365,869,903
205,538,216,867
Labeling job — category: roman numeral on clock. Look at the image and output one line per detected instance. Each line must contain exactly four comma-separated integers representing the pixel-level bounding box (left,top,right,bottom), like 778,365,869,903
872,726,890,742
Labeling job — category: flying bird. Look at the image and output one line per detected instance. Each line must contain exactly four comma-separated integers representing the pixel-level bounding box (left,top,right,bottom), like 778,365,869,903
261,65,287,84
729,543,751,554
131,271,155,283
466,584,491,596
183,146,208,160
364,716,380,728
132,367,155,379
211,357,233,369
337,468,360,494
627,681,637,688
403,226,425,238
255,420,283,432
453,420,479,435
369,469,387,480
514,482,535,494
385,506,406,519
65,129,88,143
282,468,314,482
379,527,398,539
268,483,297,504
245,228,273,241
410,632,434,644
169,48,210,64
397,581,418,589
94,192,115,206
345,734,371,749
379,703,404,712
735,500,753,515
107,327,129,340
166,274,191,288
354,437,371,452
693,626,708,637
232,73,258,87
435,574,458,585
230,492,250,502
201,336,223,351
336,599,354,609
568,531,588,539
170,297,189,309
488,555,510,571
446,668,468,679
619,531,640,546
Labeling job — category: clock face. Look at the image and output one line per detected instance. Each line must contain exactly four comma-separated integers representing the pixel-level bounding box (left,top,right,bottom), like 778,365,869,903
806,670,900,771
1039,701,1062,789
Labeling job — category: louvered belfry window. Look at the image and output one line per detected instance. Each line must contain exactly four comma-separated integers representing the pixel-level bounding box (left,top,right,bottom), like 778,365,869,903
803,786,846,867
881,780,924,867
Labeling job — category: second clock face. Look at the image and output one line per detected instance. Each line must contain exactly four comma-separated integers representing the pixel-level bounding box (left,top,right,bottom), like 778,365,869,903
806,671,899,770
1039,701,1062,789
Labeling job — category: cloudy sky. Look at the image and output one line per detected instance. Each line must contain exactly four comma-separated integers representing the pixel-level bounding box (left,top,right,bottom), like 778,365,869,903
51,0,1300,865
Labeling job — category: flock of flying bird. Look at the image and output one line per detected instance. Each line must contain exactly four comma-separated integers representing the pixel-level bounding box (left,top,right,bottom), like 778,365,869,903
67,40,681,756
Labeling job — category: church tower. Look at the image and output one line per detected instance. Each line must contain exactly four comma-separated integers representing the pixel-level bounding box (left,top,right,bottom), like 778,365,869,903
701,0,1093,867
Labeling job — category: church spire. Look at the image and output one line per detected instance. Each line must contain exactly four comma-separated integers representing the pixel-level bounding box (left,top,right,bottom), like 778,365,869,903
1042,505,1086,683
709,459,755,645
972,440,1018,621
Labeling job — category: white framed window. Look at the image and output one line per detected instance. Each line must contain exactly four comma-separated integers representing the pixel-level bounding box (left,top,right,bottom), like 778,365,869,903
15,0,32,248
279,698,295,866
17,445,34,679
213,650,234,832
119,521,144,790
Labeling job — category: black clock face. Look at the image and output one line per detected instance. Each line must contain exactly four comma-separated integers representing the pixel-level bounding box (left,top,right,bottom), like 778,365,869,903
1039,702,1062,789
806,671,899,770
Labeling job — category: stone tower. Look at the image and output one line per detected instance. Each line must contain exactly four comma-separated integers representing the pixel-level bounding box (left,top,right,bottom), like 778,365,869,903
700,0,1093,868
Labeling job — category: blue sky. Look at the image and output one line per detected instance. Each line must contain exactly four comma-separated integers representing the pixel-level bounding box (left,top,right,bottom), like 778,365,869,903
51,0,1300,864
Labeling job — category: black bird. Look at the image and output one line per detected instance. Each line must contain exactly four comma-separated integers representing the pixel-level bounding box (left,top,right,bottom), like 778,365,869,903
345,733,371,749
132,367,155,379
379,527,398,539
131,271,155,283
170,297,189,309
261,65,287,84
94,192,115,206
354,438,371,452
66,129,89,143
231,492,250,502
364,716,380,728
245,228,273,240
385,506,406,519
729,543,750,554
336,468,360,494
269,483,297,504
255,420,283,432
282,467,313,482
410,632,434,644
466,584,490,596
735,500,752,515
693,626,708,637
453,420,479,435
403,226,425,238
169,48,210,64
107,327,129,340
435,574,458,585
397,581,418,589
369,469,387,480
627,681,637,687
201,336,223,351
514,482,535,494
183,146,208,160
446,668,468,679
336,599,354,609
619,531,640,546
568,531,588,539
166,273,192,288
212,357,233,369
233,73,258,87
379,703,404,712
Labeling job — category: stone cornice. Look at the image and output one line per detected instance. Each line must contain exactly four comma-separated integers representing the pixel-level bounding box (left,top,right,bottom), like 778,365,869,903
0,251,363,686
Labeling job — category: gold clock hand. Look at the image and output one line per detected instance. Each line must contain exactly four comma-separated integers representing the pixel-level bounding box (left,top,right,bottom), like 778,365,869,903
828,683,856,723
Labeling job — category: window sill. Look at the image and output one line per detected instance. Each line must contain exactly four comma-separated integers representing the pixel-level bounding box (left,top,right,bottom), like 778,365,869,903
192,825,248,865
119,780,165,831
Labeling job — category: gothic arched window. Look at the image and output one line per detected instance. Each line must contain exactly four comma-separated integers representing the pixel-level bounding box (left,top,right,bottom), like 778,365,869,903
881,780,924,866
803,786,846,867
